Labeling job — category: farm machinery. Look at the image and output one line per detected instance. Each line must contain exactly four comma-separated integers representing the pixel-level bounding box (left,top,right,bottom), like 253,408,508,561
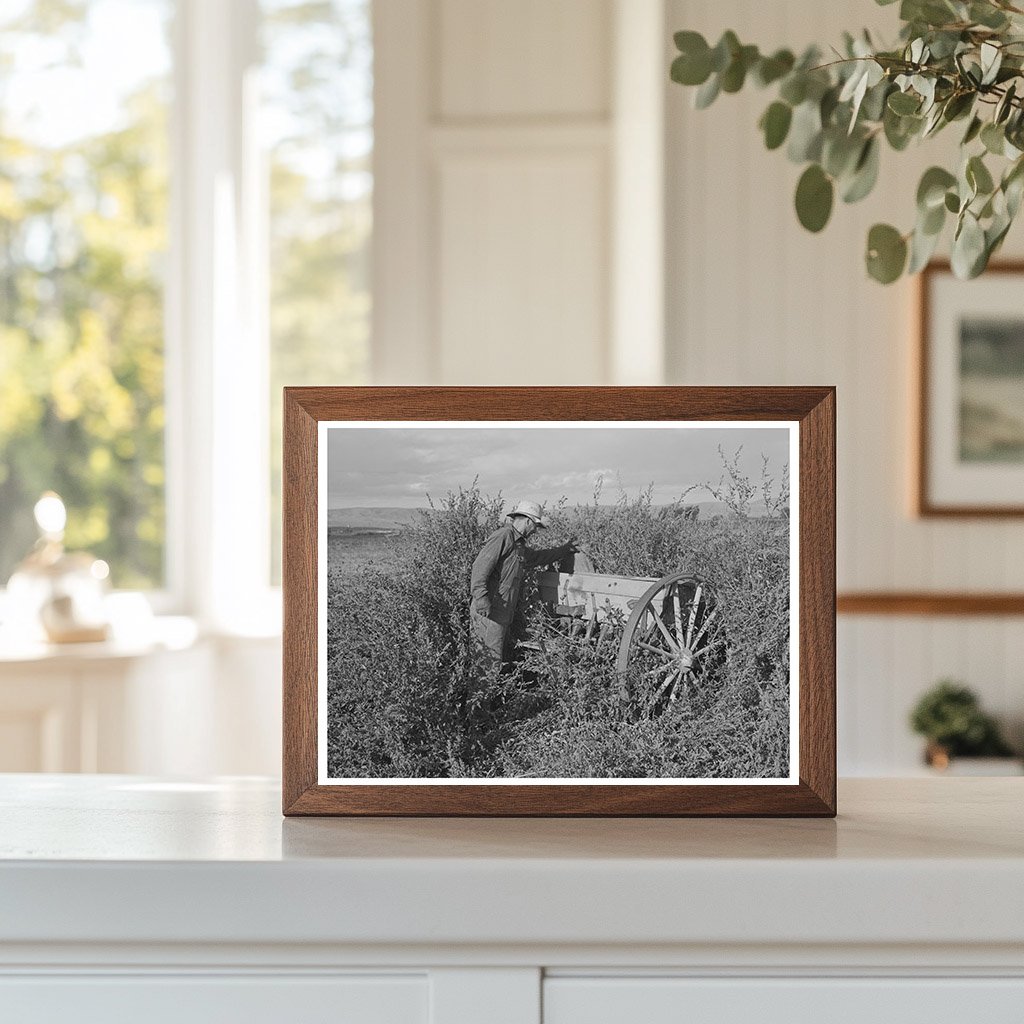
533,551,722,704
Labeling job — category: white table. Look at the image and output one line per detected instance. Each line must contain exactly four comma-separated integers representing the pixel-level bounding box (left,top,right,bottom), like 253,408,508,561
1,776,1023,1023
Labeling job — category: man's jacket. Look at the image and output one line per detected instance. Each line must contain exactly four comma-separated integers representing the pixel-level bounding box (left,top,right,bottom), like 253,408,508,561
469,523,573,625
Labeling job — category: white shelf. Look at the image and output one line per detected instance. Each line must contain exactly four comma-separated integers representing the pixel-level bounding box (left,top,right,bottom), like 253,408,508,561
3,775,1023,1020
1,775,1023,952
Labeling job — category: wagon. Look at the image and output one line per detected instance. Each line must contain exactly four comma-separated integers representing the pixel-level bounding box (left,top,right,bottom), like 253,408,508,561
534,551,721,704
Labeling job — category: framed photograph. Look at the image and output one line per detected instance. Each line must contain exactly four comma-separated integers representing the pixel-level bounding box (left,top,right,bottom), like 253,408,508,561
917,261,1024,516
283,387,835,816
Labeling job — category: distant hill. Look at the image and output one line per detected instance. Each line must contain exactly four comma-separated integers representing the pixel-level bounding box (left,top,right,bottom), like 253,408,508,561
328,499,773,532
328,507,430,531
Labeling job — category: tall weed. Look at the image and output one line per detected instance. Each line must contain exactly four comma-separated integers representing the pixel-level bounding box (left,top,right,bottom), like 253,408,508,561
327,471,790,779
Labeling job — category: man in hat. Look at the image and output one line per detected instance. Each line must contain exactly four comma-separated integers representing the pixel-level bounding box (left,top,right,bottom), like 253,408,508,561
469,500,577,669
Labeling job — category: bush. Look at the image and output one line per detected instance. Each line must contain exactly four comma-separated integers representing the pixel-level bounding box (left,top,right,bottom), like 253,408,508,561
909,681,1014,758
326,476,791,779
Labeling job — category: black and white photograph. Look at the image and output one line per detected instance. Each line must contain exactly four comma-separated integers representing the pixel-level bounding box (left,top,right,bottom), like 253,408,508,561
919,262,1024,515
959,317,1024,464
319,422,797,784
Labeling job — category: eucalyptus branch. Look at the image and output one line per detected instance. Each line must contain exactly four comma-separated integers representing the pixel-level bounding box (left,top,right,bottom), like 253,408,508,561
670,0,1024,283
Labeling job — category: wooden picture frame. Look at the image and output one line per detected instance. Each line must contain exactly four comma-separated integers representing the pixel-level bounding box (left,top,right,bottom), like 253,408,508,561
283,387,836,817
917,260,1024,517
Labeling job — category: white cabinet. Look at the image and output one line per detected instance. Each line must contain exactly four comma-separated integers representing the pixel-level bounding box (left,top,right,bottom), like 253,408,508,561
544,978,1024,1024
1,777,1022,1023
1,975,428,1024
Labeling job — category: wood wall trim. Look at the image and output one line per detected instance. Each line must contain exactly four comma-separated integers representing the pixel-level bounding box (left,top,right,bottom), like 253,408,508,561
838,592,1024,616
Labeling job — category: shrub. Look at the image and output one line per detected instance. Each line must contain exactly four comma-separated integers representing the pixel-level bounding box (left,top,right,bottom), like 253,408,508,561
909,680,1014,758
327,472,791,780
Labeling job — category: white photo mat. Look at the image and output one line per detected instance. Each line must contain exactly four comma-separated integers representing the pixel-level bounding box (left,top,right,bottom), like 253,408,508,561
316,420,800,787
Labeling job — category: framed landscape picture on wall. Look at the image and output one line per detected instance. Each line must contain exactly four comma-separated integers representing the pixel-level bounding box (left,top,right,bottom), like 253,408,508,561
918,262,1024,516
282,387,836,817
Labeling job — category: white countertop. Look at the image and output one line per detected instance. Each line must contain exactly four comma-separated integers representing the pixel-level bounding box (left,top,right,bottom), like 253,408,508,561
2,775,1022,951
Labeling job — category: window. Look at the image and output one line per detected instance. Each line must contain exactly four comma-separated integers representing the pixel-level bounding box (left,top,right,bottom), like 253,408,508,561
261,0,373,581
0,0,173,589
0,0,373,620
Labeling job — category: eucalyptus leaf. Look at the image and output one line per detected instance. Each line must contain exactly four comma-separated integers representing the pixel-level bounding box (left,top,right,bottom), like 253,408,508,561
884,106,922,150
962,115,983,145
920,200,946,235
1003,157,1024,216
951,212,986,278
917,166,957,210
822,129,863,178
913,75,936,111
903,0,958,28
982,46,1004,85
942,92,974,122
694,73,721,109
967,154,995,195
840,65,871,131
754,49,795,87
795,164,834,232
674,29,707,53
888,91,921,115
866,223,908,283
721,44,759,93
927,30,962,60
958,156,979,207
908,221,942,273
842,137,880,203
1006,172,1024,218
760,101,793,150
787,101,823,162
987,213,1012,260
922,103,946,137
710,31,740,73
981,122,1006,155
820,85,841,126
671,49,712,87
996,82,1017,124
944,191,960,213
861,80,892,122
970,2,1009,30
779,74,807,106
980,42,1002,86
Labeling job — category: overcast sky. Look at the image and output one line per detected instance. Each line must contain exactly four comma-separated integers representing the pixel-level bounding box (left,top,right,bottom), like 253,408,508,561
327,425,791,510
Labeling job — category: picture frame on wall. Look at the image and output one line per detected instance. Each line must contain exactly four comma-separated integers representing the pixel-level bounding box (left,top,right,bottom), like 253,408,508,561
282,387,836,817
917,261,1024,517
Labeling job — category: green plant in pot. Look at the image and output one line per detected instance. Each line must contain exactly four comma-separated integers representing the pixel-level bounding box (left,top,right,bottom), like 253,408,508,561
909,679,1015,768
670,0,1024,283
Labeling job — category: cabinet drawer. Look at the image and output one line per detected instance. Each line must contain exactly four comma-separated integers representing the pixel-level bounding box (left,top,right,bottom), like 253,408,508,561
545,977,1024,1024
0,974,427,1024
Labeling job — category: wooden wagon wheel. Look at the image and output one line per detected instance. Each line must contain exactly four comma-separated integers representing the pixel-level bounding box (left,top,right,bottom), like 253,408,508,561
614,571,721,704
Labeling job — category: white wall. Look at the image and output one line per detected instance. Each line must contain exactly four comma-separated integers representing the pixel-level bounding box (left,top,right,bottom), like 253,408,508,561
204,0,1024,779
373,0,667,386
665,0,1024,771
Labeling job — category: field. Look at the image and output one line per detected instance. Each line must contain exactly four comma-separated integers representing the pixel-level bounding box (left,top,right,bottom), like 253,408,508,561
325,483,791,780
328,528,406,575
960,373,1024,462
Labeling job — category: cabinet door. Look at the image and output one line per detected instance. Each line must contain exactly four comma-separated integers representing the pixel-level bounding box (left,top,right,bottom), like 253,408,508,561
544,977,1024,1024
0,974,427,1024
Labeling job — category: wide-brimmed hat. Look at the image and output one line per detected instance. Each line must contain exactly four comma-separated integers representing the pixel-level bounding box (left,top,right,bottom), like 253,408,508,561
507,500,548,527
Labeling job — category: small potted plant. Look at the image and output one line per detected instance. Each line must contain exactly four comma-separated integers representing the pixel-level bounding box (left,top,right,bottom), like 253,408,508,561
909,680,1020,773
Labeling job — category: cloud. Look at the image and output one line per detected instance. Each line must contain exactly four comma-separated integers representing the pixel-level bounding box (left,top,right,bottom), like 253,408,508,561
327,425,791,509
